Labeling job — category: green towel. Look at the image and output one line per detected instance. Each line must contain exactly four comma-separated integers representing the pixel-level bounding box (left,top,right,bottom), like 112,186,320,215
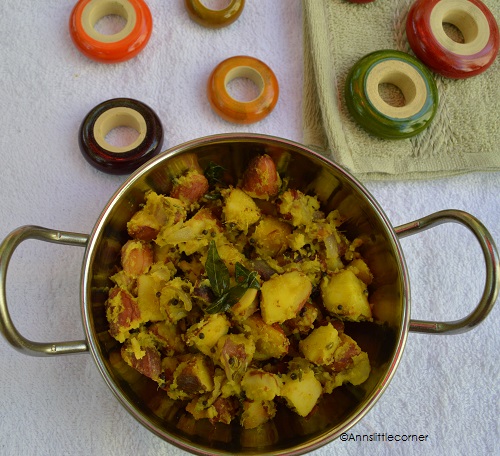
303,0,500,180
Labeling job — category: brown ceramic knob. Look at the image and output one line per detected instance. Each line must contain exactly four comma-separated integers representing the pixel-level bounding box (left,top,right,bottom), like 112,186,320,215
79,98,164,174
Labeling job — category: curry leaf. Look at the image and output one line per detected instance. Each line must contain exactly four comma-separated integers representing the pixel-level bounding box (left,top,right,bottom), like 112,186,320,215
234,262,260,290
204,276,257,315
204,244,260,314
205,240,230,298
203,191,222,201
205,294,230,314
204,161,225,187
205,285,247,314
225,284,249,306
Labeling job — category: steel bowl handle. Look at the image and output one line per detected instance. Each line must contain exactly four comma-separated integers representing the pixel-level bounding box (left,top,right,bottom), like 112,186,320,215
395,210,499,335
0,225,90,356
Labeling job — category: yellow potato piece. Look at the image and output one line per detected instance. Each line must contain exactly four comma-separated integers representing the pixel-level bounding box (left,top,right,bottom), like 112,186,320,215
241,369,282,401
281,369,322,417
185,314,230,356
222,187,261,232
260,271,312,325
321,269,372,321
299,323,340,365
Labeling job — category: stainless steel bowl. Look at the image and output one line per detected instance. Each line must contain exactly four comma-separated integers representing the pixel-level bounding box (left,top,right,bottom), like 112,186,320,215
1,133,498,455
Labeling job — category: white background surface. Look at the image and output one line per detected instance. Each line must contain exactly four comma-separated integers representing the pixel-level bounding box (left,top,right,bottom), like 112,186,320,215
0,1,499,455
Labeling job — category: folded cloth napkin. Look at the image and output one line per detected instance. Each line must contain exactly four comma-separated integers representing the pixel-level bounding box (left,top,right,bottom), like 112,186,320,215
302,0,500,180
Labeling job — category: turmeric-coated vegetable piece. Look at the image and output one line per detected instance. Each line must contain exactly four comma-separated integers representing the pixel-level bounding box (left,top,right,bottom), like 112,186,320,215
260,271,312,325
120,240,153,277
299,323,341,366
280,360,323,417
170,170,209,206
240,314,289,360
320,269,372,321
222,187,261,233
241,154,281,200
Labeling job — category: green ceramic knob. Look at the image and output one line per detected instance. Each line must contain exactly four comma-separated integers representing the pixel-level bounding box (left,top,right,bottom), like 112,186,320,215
345,50,438,139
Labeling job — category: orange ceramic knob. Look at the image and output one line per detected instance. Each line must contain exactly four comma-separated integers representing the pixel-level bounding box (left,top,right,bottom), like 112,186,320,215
185,0,245,28
207,56,279,124
69,0,152,63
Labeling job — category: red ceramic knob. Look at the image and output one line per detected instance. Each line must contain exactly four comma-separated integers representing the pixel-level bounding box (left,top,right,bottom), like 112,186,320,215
406,0,499,78
79,98,164,174
69,0,153,63
207,56,279,124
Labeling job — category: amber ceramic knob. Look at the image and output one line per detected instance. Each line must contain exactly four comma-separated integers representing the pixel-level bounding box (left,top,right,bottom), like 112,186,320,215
207,56,279,124
185,0,245,28
69,0,153,63
406,0,499,78
79,98,164,174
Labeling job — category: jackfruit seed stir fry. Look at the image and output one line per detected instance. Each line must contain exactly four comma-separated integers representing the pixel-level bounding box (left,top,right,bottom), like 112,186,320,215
106,154,373,429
